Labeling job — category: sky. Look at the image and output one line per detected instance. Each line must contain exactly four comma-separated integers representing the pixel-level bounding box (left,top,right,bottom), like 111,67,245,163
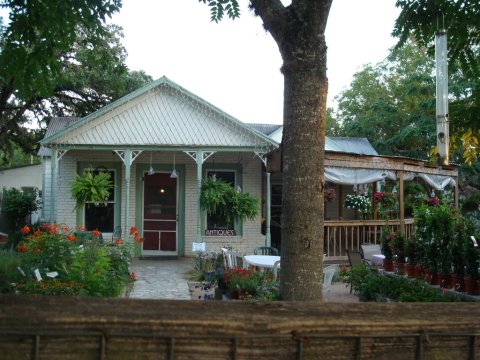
109,1,401,125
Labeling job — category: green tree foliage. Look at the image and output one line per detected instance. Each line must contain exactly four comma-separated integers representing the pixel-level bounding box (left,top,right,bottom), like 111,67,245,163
0,1,151,161
393,0,480,164
336,41,436,160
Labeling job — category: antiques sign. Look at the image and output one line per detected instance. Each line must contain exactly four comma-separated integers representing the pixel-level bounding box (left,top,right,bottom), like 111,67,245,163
205,229,236,236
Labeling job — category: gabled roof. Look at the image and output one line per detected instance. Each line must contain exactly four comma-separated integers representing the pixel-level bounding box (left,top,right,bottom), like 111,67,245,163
38,117,79,156
40,77,278,151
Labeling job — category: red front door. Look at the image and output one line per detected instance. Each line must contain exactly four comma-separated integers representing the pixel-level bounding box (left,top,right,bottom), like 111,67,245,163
142,173,177,255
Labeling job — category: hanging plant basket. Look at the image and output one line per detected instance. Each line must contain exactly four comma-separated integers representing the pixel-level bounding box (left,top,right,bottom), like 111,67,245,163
70,170,112,210
200,177,259,223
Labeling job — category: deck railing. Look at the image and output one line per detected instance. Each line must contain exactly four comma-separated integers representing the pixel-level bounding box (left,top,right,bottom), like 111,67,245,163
324,218,415,260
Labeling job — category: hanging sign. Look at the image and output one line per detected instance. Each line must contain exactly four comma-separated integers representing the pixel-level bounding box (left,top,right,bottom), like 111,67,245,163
204,229,236,236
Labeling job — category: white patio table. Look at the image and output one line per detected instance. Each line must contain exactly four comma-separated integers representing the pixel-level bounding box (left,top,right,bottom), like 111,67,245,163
371,254,385,266
244,255,280,270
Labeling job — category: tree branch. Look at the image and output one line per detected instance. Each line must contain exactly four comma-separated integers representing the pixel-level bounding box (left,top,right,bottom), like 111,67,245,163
249,0,287,46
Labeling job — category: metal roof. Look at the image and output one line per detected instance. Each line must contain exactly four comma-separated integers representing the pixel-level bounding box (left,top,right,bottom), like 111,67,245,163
40,77,278,151
37,117,79,156
329,137,379,155
247,123,282,136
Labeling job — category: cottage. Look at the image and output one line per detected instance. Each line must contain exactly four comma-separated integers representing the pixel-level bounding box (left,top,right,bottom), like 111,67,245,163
39,77,278,257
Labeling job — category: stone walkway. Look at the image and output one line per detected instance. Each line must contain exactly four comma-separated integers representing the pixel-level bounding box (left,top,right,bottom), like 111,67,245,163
128,257,358,302
128,258,193,300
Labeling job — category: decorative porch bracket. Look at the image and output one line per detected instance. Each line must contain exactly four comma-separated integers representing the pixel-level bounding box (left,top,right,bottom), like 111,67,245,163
184,151,216,243
114,150,143,240
255,152,271,247
56,149,69,162
184,151,216,165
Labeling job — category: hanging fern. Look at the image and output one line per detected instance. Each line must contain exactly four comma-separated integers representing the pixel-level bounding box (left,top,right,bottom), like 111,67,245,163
200,177,259,223
70,170,112,210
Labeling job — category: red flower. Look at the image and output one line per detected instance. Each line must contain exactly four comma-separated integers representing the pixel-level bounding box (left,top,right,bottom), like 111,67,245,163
20,225,30,235
48,225,57,234
92,229,100,237
130,272,137,281
76,226,86,232
16,244,28,253
66,234,76,242
134,234,143,244
130,226,138,236
115,239,124,246
61,226,69,233
33,230,41,237
40,224,47,231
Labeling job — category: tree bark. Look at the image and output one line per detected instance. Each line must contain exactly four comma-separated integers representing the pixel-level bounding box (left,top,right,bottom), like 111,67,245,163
251,0,332,300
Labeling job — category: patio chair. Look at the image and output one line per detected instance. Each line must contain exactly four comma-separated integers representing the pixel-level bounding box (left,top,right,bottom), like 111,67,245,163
360,244,382,266
322,267,336,294
254,246,279,255
221,248,243,269
346,249,364,267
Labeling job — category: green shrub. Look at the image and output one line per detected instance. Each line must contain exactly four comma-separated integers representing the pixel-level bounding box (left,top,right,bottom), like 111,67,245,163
0,249,22,293
2,188,40,230
342,263,458,302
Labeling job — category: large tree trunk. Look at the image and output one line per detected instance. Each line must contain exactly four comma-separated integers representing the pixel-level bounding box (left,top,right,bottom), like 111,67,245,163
252,0,332,300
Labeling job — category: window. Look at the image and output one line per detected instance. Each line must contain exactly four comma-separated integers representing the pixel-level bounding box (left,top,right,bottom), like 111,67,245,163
206,170,235,231
84,169,115,233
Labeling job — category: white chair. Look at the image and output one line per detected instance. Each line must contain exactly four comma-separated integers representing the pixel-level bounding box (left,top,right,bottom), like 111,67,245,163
221,248,243,269
322,267,336,294
272,260,281,280
360,244,382,265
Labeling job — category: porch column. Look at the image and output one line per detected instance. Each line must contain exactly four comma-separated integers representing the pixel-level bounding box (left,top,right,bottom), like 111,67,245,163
50,149,57,223
123,149,132,236
454,177,459,209
398,170,405,236
265,171,271,247
196,150,203,242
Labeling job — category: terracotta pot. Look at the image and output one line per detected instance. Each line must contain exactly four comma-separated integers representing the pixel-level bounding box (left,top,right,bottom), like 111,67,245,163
414,264,424,279
464,277,480,296
438,273,451,289
404,263,416,277
452,275,465,293
429,271,440,286
448,273,458,289
383,259,394,272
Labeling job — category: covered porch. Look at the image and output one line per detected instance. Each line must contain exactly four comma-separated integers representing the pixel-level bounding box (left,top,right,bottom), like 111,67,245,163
266,148,458,260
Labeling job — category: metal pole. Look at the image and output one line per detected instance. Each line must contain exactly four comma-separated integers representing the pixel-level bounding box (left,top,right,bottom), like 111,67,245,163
196,150,203,242
265,171,271,247
124,149,131,236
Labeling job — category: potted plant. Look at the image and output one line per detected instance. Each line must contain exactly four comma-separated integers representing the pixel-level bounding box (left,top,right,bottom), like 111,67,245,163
404,238,417,277
381,228,394,272
344,192,372,220
392,233,406,275
200,177,259,225
70,170,112,210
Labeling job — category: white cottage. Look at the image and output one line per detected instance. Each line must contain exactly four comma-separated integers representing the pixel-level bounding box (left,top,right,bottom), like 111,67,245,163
39,77,278,257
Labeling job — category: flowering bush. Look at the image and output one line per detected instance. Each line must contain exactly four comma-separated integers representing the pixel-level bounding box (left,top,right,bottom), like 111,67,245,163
4,224,135,297
324,187,336,202
381,230,394,260
427,197,439,206
223,267,273,298
344,193,372,214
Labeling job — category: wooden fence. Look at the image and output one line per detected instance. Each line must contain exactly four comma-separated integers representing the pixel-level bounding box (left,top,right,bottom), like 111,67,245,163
1,295,479,359
324,219,415,260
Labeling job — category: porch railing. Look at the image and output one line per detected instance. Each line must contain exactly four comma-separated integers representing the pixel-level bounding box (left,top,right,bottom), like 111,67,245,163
324,218,415,260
